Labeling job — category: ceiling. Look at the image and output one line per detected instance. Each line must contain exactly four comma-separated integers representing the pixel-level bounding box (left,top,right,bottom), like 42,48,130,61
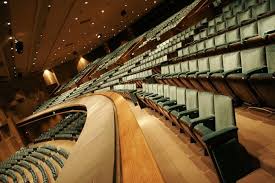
1,0,160,78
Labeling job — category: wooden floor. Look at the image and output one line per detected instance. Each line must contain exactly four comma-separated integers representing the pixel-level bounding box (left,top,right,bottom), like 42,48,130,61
127,101,275,183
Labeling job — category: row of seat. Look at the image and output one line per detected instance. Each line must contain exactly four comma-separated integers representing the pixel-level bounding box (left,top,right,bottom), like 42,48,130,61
155,45,275,108
128,83,238,156
0,145,69,183
35,113,86,143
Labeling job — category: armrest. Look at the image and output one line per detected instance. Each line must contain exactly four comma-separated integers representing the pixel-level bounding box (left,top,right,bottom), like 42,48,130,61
202,126,238,146
178,108,199,119
195,70,209,77
146,94,158,98
167,104,186,112
162,100,177,106
186,70,198,76
208,69,224,76
265,29,275,36
245,66,267,77
223,67,242,77
177,72,188,78
190,115,215,129
156,98,169,103
151,95,163,100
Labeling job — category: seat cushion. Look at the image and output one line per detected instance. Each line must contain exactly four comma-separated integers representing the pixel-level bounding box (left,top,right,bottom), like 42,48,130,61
194,124,214,136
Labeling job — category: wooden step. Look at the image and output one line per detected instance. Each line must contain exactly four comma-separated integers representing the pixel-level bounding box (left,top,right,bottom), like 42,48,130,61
238,169,275,183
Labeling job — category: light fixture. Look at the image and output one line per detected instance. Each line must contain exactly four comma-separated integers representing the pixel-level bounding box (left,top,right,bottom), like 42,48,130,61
112,28,114,31
145,8,148,11
48,4,51,8
11,47,13,50
9,36,13,40
3,1,7,4
84,1,88,4
7,22,10,26
75,17,78,20
101,10,104,13
154,0,156,4
91,22,95,25
34,58,37,60
103,25,106,28
137,14,140,17
62,39,65,42
124,4,127,7
33,62,35,65
35,51,38,54
58,47,60,50
12,55,14,58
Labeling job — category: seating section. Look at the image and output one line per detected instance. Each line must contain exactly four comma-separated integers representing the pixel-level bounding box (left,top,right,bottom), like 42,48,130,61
0,145,69,183
35,112,86,143
24,0,275,182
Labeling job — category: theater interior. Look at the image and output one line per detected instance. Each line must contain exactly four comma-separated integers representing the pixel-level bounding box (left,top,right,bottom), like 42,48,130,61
1,0,275,182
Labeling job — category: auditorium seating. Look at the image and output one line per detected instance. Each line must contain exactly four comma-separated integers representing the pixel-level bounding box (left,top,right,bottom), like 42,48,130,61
35,112,86,143
0,145,69,183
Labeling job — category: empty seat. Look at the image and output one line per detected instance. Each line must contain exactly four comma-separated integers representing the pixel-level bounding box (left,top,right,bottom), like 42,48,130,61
179,92,214,145
226,28,241,46
249,44,275,108
188,58,210,91
226,47,266,105
210,51,241,102
240,21,259,43
170,89,198,131
215,33,227,49
197,55,223,93
178,60,198,89
258,13,275,41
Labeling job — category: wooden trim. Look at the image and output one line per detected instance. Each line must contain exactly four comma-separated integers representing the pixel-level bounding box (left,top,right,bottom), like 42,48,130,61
97,92,165,183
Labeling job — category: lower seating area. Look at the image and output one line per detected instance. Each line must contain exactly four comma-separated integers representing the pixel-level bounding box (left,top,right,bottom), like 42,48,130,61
0,145,70,183
113,83,270,182
35,112,86,143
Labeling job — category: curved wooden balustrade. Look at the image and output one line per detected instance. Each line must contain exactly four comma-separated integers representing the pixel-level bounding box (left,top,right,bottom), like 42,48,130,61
17,92,164,183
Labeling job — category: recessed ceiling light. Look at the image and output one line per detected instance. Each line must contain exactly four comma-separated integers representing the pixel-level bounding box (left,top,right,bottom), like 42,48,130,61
75,17,78,20
112,28,114,31
103,25,106,28
58,47,60,50
3,1,7,4
7,22,10,25
33,62,35,65
137,14,140,17
91,22,95,25
34,58,37,60
132,10,134,14
124,4,127,7
11,47,13,50
145,8,148,11
9,36,13,40
36,51,38,54
101,10,104,13
84,1,88,4
48,4,51,8
12,55,14,58
62,39,65,42
154,0,157,4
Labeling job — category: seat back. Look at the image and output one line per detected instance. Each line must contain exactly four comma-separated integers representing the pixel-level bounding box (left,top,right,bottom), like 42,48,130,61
197,41,205,52
209,55,223,72
152,84,158,95
214,95,236,131
174,63,182,74
176,87,186,105
245,0,257,9
238,8,253,24
185,89,198,110
205,38,215,50
169,65,175,75
240,22,258,40
265,45,275,73
253,1,270,17
157,84,164,96
215,33,226,47
240,47,266,73
198,92,214,118
169,86,177,101
226,28,241,44
226,16,238,29
258,14,275,37
164,85,170,98
161,66,169,75
181,61,189,73
189,60,198,72
198,58,209,72
223,51,241,72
